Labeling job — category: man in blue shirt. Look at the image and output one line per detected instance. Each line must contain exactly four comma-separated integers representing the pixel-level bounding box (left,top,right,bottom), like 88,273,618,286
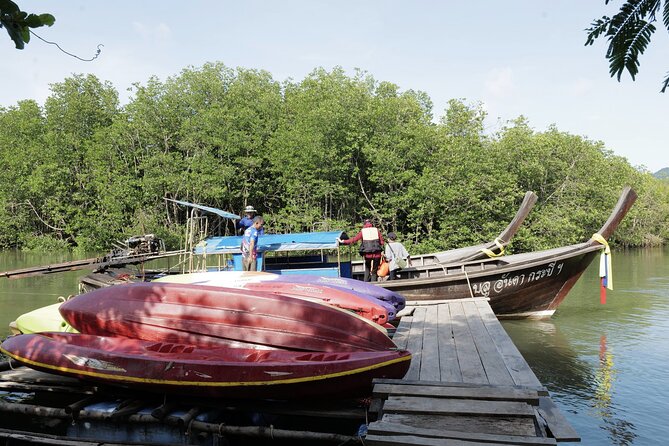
236,205,257,235
241,216,264,271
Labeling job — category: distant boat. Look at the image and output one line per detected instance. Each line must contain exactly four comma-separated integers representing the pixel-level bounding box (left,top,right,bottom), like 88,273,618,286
59,282,397,352
369,187,637,319
0,332,411,399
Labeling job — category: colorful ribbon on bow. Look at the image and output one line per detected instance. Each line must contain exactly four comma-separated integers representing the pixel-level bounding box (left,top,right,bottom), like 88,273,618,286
591,233,612,304
481,238,506,258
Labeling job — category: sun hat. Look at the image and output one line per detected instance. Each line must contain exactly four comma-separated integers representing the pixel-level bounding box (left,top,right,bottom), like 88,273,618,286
244,205,257,213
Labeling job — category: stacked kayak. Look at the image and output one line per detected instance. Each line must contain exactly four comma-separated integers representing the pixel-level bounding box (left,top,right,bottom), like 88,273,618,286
154,271,406,323
1,282,410,399
1,333,409,399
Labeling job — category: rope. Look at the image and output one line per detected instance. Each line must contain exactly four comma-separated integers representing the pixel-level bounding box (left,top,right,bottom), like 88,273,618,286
480,238,506,258
464,269,474,298
592,233,613,290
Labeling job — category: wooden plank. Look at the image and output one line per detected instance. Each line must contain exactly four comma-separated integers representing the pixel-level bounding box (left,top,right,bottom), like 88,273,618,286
365,434,516,446
0,382,94,395
368,420,557,445
462,300,515,386
405,297,489,306
475,299,542,388
537,397,580,442
383,396,536,417
372,383,540,405
391,316,413,350
437,303,462,382
372,378,548,395
382,413,538,438
404,307,427,380
450,301,488,384
419,305,440,381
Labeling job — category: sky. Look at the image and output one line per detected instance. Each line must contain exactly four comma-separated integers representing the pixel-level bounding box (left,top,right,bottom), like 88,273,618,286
3,1,668,172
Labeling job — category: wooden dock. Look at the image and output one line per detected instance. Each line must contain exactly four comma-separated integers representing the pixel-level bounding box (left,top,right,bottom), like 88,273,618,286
366,298,579,445
0,298,578,445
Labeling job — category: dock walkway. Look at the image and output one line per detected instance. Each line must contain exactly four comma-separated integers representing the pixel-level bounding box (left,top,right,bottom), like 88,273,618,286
366,298,579,445
0,298,579,445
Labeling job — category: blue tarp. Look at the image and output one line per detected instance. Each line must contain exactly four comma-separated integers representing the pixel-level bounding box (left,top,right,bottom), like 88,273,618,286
166,198,240,220
194,231,345,254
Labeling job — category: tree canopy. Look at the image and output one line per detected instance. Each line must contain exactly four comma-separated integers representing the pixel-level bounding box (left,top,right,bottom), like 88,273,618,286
0,64,667,253
586,0,669,92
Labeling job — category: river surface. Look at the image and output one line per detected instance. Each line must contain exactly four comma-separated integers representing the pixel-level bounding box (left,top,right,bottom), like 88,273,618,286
1,248,668,444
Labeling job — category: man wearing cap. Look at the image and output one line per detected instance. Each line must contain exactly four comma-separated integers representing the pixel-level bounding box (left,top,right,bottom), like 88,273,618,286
338,219,384,282
237,205,257,235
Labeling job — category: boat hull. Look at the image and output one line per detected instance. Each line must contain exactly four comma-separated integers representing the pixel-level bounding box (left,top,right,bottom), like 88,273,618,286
1,333,411,399
379,246,601,318
59,282,397,352
155,271,395,323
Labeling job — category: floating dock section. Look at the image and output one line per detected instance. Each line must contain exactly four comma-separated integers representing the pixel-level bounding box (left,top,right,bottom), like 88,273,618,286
366,298,579,445
0,298,578,445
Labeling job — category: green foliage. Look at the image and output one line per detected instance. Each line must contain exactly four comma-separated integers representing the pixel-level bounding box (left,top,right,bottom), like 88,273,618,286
654,167,669,179
0,64,667,254
0,0,54,49
586,0,669,92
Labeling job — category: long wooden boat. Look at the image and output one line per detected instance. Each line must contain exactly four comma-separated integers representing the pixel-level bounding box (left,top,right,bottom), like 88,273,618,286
373,187,637,319
0,332,411,399
59,282,397,352
155,271,394,324
351,191,538,275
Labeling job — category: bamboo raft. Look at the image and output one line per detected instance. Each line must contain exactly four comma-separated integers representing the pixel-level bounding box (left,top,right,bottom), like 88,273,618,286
0,299,578,445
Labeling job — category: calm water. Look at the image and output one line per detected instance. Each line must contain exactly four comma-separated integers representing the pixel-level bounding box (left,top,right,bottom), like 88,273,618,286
1,248,668,444
503,247,669,445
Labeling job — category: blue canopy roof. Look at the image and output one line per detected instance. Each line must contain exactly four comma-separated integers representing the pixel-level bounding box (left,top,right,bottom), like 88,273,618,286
166,198,240,220
194,231,345,254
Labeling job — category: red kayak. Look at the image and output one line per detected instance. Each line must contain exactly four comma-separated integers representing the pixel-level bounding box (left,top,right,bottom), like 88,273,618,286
60,282,396,352
229,281,389,324
0,333,411,399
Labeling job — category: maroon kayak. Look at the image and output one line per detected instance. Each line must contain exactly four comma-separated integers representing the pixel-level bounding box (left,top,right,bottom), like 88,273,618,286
59,282,396,352
233,281,390,324
1,333,411,399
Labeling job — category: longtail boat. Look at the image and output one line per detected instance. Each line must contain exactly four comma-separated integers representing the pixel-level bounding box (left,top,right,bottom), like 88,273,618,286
351,190,538,274
1,333,411,399
59,282,397,352
369,187,637,318
155,271,394,323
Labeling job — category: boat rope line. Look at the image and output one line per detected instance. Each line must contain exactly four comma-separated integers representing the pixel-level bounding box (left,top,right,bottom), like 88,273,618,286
480,238,506,258
464,269,474,298
592,233,613,290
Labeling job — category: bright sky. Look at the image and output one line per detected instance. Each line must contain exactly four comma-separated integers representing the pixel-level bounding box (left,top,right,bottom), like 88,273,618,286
3,1,668,172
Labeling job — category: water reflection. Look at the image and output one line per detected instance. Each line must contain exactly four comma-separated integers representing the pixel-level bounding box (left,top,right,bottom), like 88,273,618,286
594,334,636,446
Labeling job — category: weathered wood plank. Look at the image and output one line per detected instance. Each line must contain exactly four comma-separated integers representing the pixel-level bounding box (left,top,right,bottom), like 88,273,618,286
450,302,488,384
372,378,548,395
462,300,515,386
437,303,462,382
365,434,512,446
404,307,427,380
383,396,536,417
372,383,540,405
475,299,542,388
367,420,557,445
419,305,441,381
391,316,413,350
381,413,538,438
405,298,490,306
537,397,581,442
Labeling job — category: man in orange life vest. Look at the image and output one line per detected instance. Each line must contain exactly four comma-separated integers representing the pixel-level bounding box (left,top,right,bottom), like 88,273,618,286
338,219,384,282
